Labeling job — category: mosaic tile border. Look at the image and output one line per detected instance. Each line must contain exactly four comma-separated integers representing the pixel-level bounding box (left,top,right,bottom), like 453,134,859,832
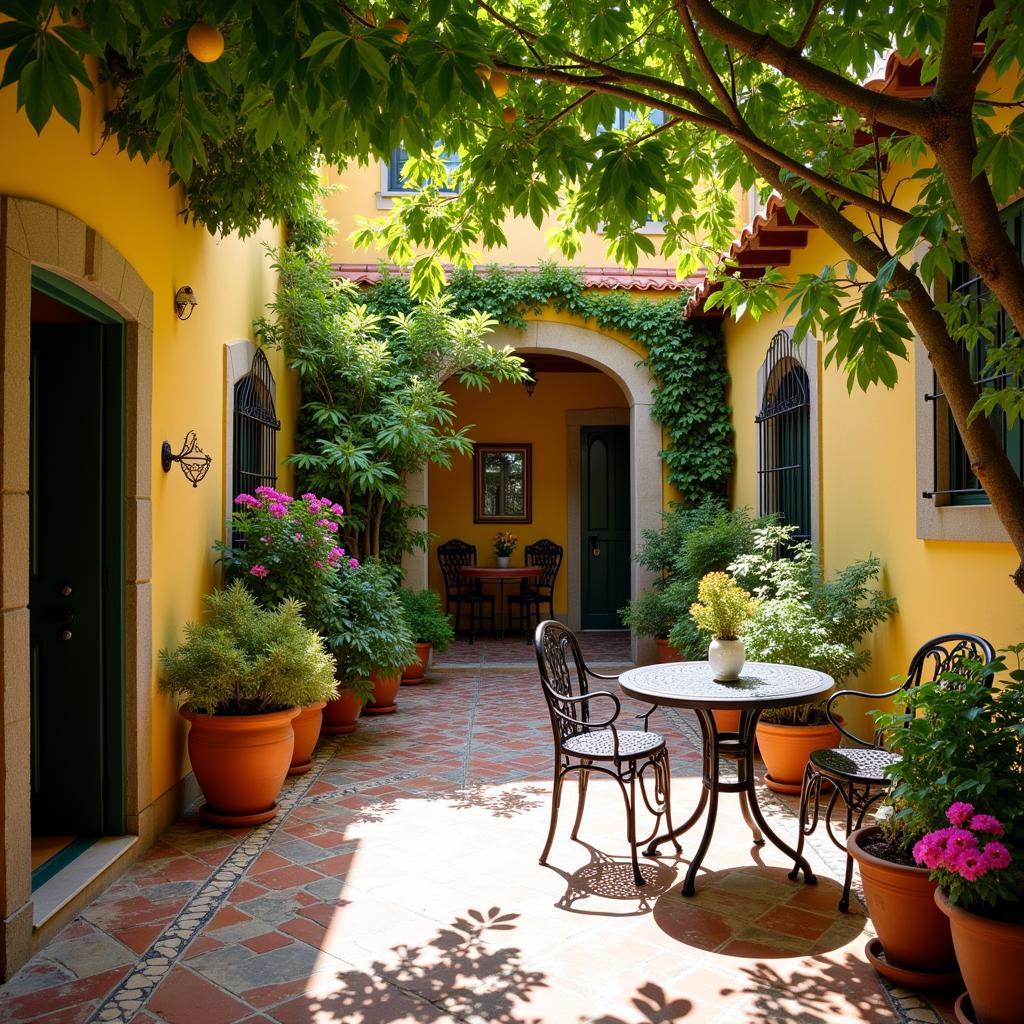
85,737,344,1023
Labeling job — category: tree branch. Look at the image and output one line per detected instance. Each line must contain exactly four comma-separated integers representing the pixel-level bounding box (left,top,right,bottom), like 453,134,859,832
682,0,929,134
793,0,826,53
933,0,983,106
674,0,745,128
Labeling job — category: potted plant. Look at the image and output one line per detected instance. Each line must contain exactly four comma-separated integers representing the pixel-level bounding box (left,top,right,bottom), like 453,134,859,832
494,530,517,568
732,524,896,793
159,583,337,825
399,588,455,683
217,487,358,768
324,559,416,717
688,572,756,681
621,589,681,662
858,646,1024,1012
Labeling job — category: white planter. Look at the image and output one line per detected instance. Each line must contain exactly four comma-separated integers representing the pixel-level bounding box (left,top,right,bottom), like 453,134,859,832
708,638,745,681
496,555,510,568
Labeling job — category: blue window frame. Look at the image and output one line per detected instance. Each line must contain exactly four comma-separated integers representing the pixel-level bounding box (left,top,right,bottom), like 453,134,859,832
386,145,460,193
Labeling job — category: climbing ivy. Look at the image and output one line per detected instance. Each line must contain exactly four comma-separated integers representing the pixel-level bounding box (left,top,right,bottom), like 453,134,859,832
364,264,733,504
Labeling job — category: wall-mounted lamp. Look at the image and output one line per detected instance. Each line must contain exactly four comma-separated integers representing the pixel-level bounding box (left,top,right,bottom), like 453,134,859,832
522,359,537,399
174,285,198,320
162,431,212,487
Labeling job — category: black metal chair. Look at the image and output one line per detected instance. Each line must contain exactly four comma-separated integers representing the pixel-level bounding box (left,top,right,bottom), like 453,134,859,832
791,632,995,911
535,620,680,886
508,539,563,640
437,540,494,643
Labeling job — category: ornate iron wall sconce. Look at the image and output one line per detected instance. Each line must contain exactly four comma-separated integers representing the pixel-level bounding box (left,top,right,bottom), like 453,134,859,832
174,285,198,320
162,431,212,487
522,359,536,398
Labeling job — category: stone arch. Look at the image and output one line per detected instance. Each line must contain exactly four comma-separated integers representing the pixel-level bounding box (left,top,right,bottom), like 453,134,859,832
0,196,153,973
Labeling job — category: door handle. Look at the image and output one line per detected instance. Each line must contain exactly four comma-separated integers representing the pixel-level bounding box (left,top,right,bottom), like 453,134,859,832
589,535,601,557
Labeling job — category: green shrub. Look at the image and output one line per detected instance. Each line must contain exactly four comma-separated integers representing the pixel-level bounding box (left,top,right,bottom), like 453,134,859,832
159,582,337,716
619,588,676,640
399,589,455,651
323,560,417,682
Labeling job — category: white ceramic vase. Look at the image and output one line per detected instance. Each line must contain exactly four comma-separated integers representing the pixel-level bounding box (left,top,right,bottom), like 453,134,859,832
708,638,745,681
497,555,510,568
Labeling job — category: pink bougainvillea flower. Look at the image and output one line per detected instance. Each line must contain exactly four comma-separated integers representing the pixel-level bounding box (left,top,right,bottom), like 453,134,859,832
316,518,339,533
255,485,278,498
946,802,975,827
294,532,303,542
348,558,360,568
234,493,261,508
268,502,287,519
981,841,1012,871
250,565,269,578
301,492,317,502
969,814,1005,836
313,559,324,569
331,503,344,515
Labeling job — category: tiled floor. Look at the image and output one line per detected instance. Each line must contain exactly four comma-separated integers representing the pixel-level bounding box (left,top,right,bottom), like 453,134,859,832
2,647,954,1023
435,629,632,667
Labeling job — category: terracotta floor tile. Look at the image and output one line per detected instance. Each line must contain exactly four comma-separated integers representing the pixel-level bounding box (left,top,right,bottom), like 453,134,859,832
148,966,252,1024
250,865,323,891
241,932,294,954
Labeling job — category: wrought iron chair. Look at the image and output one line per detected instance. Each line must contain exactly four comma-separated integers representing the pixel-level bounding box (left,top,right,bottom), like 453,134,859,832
508,539,563,640
535,619,680,886
437,540,494,643
790,632,995,911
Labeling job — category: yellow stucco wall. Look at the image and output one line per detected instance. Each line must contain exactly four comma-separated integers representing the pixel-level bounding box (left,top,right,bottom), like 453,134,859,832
426,370,629,614
724,238,1021,717
0,84,297,803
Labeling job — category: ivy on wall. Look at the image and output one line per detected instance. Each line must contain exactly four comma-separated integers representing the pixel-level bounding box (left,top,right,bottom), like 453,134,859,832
364,263,734,504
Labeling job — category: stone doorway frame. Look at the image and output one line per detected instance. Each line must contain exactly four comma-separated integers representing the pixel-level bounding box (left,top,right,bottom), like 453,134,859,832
0,197,153,975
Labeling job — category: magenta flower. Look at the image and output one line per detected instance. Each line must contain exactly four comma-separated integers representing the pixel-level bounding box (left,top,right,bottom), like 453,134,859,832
313,559,324,569
255,485,278,498
348,558,360,568
969,814,1005,836
982,841,1012,870
294,532,304,542
946,802,975,827
234,493,261,509
913,832,951,870
331,503,344,515
268,502,287,519
953,847,988,882
944,828,978,854
250,565,269,578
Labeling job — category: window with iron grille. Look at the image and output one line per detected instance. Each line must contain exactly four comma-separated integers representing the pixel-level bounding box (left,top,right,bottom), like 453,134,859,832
232,349,280,506
756,330,812,544
925,199,1024,506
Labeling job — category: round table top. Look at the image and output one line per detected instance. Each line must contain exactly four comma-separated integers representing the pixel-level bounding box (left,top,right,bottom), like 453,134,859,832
458,565,544,580
618,661,834,711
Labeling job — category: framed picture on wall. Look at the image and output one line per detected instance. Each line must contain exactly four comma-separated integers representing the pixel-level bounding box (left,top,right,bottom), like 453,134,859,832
473,443,532,523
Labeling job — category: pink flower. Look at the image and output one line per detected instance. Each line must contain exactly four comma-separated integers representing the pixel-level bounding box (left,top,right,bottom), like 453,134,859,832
317,518,339,533
234,493,261,508
293,532,303,542
313,560,324,569
301,492,317,501
348,558,360,568
953,847,988,882
327,546,345,563
946,802,975,827
268,502,287,519
331,503,344,515
913,833,951,871
969,814,1005,836
982,841,1012,871
944,828,978,854
250,565,269,578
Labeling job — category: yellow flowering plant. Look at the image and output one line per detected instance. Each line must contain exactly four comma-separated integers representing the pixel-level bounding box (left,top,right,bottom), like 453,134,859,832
688,573,756,641
494,531,518,557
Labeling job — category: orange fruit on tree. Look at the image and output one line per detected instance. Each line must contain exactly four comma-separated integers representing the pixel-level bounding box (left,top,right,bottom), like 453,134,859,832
474,65,491,81
490,71,509,97
187,21,225,63
384,17,408,43
502,105,516,124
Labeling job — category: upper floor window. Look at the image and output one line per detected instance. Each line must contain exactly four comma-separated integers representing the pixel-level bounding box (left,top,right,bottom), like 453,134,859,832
756,329,813,546
386,145,460,194
925,199,1024,506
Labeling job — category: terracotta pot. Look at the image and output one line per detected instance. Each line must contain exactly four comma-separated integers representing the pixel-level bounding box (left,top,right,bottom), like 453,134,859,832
322,688,364,734
288,701,326,776
848,826,959,987
364,669,401,715
755,719,842,794
655,637,683,663
401,642,432,684
180,705,298,827
712,708,742,732
937,889,1024,1024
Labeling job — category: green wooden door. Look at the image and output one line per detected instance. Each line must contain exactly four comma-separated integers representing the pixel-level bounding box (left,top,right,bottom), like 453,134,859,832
581,427,630,629
30,316,123,836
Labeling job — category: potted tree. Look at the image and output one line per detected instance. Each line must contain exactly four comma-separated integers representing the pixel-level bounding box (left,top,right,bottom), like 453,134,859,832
621,589,680,663
324,559,416,718
732,524,896,793
160,583,337,825
854,646,1024,1011
688,572,756,681
218,486,357,770
399,588,455,683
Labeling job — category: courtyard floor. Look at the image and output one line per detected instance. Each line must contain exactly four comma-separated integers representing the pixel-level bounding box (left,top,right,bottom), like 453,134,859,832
3,637,954,1023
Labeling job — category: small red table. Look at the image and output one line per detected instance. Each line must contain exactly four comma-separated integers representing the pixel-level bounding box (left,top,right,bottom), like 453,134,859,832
458,565,544,640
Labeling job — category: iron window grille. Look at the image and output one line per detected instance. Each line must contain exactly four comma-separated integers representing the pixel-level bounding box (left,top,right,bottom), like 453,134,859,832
756,329,812,546
924,198,1024,505
232,349,280,516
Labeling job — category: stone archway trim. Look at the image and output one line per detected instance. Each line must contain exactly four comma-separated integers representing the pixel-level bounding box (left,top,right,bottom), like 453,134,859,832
0,196,153,975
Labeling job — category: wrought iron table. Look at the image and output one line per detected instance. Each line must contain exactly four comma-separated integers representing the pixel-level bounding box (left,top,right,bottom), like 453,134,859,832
618,661,834,897
458,565,544,640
